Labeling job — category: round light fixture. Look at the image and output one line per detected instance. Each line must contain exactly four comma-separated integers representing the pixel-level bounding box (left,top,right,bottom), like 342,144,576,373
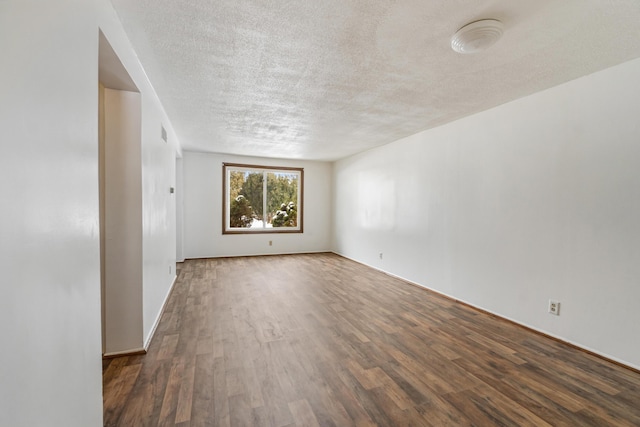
451,19,504,54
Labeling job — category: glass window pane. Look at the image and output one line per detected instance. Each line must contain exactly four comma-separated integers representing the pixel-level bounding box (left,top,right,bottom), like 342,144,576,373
229,170,263,228
267,172,299,228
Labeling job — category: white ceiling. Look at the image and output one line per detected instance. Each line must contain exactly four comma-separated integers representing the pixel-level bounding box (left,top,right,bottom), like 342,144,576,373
109,0,640,161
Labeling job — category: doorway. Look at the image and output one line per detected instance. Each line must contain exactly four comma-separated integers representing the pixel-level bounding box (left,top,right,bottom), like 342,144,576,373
98,30,144,356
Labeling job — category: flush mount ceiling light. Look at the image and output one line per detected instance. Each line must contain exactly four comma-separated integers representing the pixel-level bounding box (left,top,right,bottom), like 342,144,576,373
451,19,504,54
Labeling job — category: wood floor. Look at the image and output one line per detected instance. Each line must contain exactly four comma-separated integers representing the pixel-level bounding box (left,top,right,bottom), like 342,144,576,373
103,253,640,426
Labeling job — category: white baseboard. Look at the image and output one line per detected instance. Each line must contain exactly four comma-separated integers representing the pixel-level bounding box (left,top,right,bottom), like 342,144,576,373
144,274,178,351
184,249,331,260
103,347,146,358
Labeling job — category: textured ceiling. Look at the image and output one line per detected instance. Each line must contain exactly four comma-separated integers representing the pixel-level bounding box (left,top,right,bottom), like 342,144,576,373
109,0,640,161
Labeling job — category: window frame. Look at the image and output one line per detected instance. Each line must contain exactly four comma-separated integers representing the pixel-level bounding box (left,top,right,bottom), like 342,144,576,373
222,162,304,234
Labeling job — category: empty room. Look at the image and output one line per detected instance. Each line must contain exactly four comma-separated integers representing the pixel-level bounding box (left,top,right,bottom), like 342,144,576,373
2,0,640,426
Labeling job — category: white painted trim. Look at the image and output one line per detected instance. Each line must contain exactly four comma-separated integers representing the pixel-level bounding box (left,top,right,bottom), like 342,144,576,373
144,274,178,351
331,251,640,373
103,348,146,358
183,249,330,260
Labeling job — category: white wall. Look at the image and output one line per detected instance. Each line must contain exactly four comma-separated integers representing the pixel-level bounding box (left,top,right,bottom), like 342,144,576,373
0,1,103,425
333,57,640,370
183,152,332,258
103,88,144,354
140,102,178,348
0,0,180,425
98,1,180,351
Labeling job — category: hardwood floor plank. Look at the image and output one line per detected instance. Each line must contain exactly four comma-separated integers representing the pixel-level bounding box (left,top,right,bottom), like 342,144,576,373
103,253,640,426
103,362,142,426
228,394,254,427
367,367,413,411
287,399,320,427
158,358,184,426
191,353,215,427
414,395,474,427
175,363,195,423
212,354,231,427
451,355,589,426
157,334,180,361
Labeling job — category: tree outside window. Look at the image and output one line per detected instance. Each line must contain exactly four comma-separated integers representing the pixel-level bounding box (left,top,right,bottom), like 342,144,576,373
223,163,303,234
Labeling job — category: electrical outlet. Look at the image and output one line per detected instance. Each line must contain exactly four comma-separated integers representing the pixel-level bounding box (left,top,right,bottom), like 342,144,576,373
548,300,560,315
269,240,273,246
379,252,383,259
169,265,172,274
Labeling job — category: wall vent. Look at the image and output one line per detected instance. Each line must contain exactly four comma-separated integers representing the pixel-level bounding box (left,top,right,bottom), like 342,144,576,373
161,125,167,142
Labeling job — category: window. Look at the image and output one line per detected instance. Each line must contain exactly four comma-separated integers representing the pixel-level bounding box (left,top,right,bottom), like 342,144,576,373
223,163,303,234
